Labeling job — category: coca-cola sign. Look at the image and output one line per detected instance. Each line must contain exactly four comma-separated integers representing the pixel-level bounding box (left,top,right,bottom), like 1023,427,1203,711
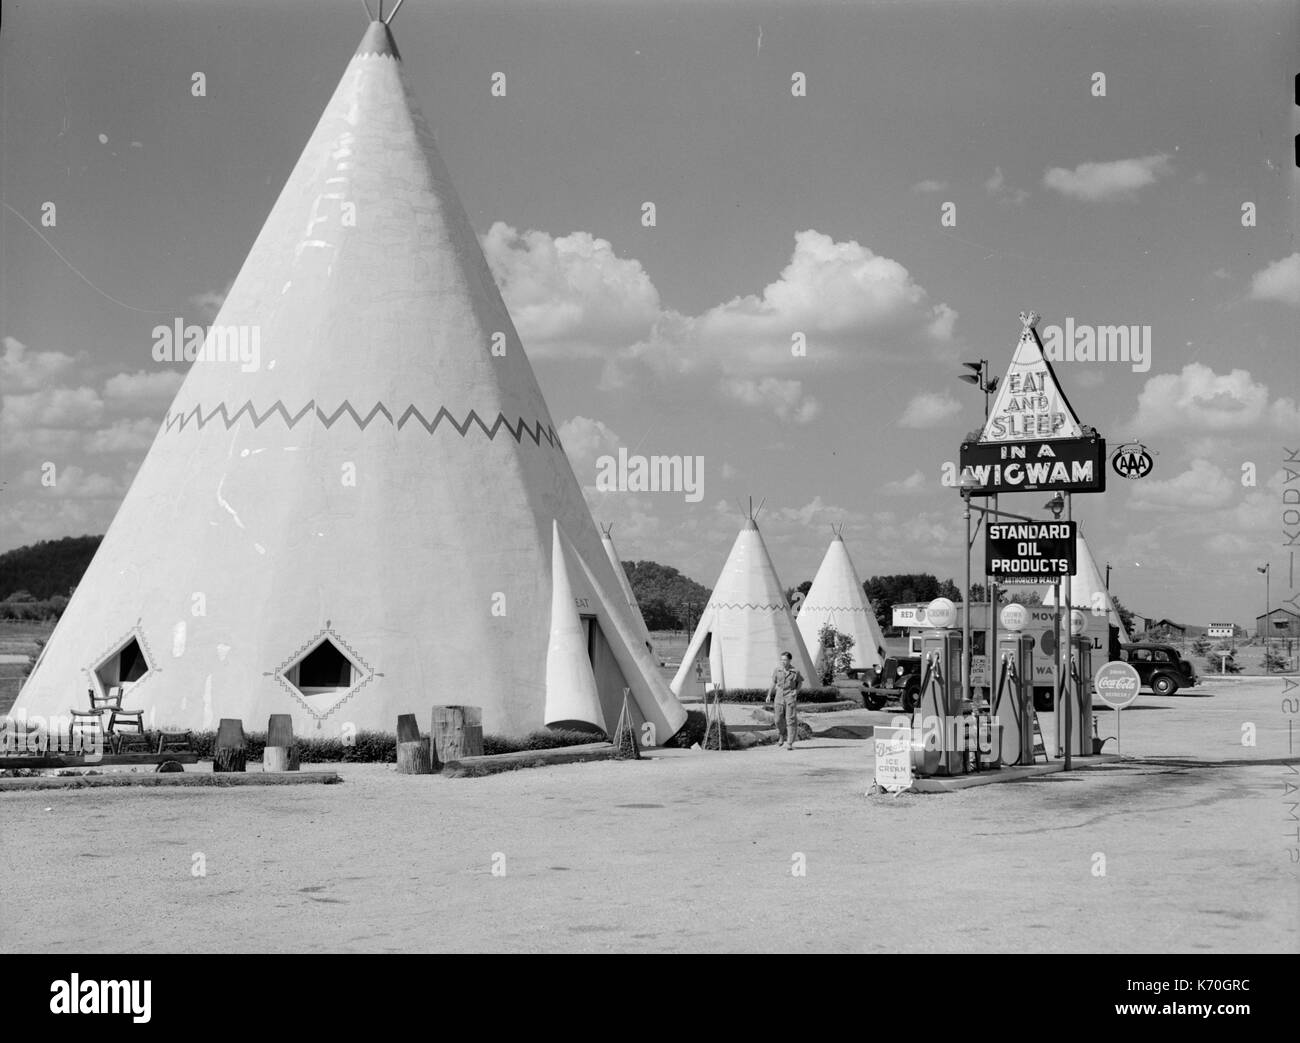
1094,661,1141,709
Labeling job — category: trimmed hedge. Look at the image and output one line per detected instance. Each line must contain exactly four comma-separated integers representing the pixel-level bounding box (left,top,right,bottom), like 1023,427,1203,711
714,687,843,704
178,727,608,763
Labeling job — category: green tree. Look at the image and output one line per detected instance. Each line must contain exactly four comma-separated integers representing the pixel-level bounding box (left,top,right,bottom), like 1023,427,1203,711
863,574,963,630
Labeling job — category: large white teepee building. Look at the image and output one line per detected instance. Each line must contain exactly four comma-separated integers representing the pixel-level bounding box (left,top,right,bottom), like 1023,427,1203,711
796,530,886,676
1043,529,1132,641
16,20,686,743
670,514,816,694
600,525,656,660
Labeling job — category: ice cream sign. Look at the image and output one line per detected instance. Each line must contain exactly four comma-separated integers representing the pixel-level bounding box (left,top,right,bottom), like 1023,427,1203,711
980,312,1084,444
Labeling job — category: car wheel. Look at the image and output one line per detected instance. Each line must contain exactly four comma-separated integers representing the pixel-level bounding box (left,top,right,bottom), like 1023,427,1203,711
864,694,886,711
901,687,919,714
1152,674,1179,696
1033,689,1052,712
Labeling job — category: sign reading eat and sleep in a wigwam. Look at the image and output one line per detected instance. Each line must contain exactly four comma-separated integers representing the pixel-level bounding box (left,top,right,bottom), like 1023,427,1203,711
980,313,1084,444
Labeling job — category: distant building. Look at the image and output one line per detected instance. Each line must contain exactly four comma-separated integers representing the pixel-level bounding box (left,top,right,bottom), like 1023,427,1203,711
1147,618,1186,641
1255,607,1300,640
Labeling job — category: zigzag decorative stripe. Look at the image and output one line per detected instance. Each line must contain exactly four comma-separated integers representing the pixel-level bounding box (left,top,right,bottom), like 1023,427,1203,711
163,400,562,447
800,606,873,613
707,602,789,612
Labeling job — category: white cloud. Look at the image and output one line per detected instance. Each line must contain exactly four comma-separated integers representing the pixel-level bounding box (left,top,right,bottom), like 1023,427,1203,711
719,378,820,424
1,386,104,430
899,390,962,429
883,470,927,495
84,418,159,453
103,370,184,406
1134,363,1296,433
1042,154,1173,201
482,223,660,359
1248,253,1300,306
20,463,123,500
558,415,621,473
984,167,1028,206
605,229,958,398
1129,459,1236,511
911,179,948,193
189,287,230,323
0,337,77,392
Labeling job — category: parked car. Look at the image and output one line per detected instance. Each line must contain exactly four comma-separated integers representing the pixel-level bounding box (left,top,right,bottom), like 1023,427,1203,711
1116,643,1198,696
861,656,923,712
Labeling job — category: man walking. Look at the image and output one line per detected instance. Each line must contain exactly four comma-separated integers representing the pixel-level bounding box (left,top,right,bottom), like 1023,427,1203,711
766,651,804,750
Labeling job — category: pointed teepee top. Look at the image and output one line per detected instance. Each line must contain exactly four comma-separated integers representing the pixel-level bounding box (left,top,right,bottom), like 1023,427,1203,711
980,310,1084,443
355,19,400,59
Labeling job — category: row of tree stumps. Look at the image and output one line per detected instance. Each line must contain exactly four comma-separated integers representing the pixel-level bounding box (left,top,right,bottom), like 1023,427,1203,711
212,714,300,772
396,706,483,775
210,707,484,774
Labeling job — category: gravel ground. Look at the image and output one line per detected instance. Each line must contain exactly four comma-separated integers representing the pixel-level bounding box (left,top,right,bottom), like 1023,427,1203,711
0,675,1294,953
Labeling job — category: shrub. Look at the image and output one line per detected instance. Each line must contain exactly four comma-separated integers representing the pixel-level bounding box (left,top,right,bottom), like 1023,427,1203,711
1203,652,1242,674
1263,649,1290,672
480,728,606,755
664,709,707,748
714,687,842,704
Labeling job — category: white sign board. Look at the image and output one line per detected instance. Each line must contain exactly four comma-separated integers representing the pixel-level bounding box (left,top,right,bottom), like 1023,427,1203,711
1207,624,1234,639
980,315,1084,444
873,725,913,794
892,603,931,628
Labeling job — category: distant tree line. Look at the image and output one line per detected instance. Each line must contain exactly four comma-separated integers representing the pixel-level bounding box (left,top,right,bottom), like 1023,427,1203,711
0,535,101,601
622,560,712,631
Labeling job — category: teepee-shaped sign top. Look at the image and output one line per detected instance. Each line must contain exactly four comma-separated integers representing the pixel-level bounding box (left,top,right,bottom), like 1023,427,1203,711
980,312,1084,443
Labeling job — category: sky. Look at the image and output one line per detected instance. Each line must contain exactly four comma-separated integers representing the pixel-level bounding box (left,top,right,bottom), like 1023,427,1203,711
1,0,1297,628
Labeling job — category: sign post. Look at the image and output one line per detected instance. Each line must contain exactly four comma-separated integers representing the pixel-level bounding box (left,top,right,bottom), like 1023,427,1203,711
1094,660,1141,756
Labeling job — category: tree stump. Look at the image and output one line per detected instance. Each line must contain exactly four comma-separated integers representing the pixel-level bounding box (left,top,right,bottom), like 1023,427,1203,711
266,714,299,770
430,705,483,767
263,746,293,772
397,737,432,774
213,718,246,773
396,714,421,744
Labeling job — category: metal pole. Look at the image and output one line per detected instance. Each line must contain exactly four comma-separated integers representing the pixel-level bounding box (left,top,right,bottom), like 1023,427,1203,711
1054,576,1064,767
1064,494,1072,770
963,491,972,711
1265,565,1270,671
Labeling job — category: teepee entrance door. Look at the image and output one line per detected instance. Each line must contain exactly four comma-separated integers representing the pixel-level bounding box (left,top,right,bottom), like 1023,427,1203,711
582,615,634,734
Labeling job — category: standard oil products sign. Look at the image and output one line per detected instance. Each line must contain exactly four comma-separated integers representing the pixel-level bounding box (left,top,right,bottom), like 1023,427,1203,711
986,520,1078,583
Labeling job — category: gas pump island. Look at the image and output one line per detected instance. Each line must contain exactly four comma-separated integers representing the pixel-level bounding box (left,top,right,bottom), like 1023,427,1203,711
907,597,1097,777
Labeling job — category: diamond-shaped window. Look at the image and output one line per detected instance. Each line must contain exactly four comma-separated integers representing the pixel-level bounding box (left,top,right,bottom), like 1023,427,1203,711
284,638,359,696
94,636,151,695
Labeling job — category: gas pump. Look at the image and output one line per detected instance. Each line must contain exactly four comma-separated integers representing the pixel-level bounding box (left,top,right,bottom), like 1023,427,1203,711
1056,610,1094,757
993,603,1035,766
1068,613,1094,757
909,599,968,776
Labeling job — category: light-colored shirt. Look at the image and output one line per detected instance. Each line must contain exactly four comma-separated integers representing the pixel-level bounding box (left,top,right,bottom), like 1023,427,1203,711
768,666,803,700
